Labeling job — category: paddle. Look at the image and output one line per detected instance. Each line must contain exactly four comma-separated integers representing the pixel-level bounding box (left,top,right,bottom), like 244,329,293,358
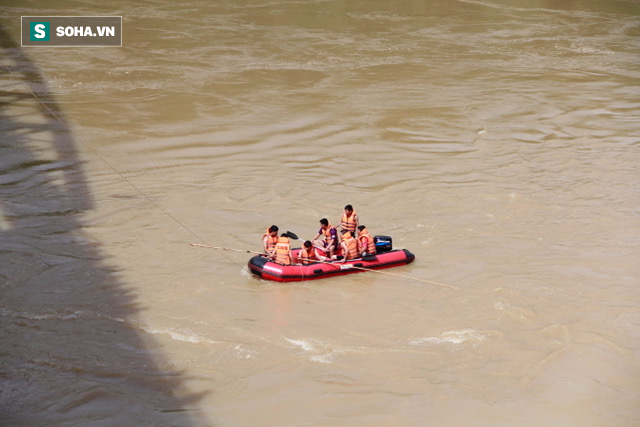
285,231,303,241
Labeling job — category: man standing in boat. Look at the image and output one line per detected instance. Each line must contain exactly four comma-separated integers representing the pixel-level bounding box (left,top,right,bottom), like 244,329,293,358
339,204,359,236
312,218,339,259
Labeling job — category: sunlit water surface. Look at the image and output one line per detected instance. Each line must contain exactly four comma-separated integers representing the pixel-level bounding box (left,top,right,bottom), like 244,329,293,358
1,1,639,425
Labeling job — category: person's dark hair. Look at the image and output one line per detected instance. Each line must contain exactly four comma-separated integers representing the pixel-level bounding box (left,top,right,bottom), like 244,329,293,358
269,225,278,233
357,225,366,231
281,233,288,237
344,204,353,211
303,240,312,248
319,218,329,226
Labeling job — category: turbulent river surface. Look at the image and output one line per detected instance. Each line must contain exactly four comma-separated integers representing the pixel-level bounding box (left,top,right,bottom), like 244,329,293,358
1,1,639,426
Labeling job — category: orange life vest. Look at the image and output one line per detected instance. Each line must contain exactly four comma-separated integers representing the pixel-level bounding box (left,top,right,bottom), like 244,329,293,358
357,228,376,254
341,211,358,233
274,236,291,265
322,224,338,248
342,232,359,260
263,229,278,253
298,247,317,264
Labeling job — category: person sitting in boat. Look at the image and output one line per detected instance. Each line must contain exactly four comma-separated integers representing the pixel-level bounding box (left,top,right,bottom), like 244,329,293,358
297,240,325,265
262,225,279,259
357,225,376,256
312,218,339,259
340,229,360,262
274,233,294,265
339,204,359,236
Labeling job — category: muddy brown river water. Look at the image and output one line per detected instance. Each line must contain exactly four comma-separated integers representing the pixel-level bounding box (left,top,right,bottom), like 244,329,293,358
1,1,639,425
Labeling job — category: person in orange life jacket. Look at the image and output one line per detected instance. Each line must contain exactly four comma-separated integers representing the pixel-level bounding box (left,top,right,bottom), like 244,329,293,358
339,204,359,236
340,229,360,262
312,218,339,259
357,225,376,256
274,233,294,265
296,240,326,265
262,225,279,258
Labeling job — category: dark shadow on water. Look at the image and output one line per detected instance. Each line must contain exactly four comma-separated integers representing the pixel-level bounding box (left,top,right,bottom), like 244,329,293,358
0,25,205,426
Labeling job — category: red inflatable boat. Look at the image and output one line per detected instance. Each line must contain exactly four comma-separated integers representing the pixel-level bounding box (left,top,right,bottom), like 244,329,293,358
247,235,415,283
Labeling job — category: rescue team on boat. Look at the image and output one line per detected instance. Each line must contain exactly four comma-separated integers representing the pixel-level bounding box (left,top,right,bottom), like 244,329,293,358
261,204,372,265
249,204,417,282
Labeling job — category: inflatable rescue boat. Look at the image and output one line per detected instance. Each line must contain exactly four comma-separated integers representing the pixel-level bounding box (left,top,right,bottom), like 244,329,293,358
248,235,415,283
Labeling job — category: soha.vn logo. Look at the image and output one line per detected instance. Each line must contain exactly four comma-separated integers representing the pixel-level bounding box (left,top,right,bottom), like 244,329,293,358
31,22,116,40
23,16,121,47
30,22,50,41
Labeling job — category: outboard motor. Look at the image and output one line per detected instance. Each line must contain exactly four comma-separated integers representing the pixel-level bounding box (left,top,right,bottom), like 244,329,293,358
374,235,392,253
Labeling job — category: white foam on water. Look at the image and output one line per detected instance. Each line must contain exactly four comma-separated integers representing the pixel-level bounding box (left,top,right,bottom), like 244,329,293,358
410,329,487,345
283,336,344,364
310,354,335,364
284,337,315,352
233,344,258,359
0,308,84,321
140,325,218,345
